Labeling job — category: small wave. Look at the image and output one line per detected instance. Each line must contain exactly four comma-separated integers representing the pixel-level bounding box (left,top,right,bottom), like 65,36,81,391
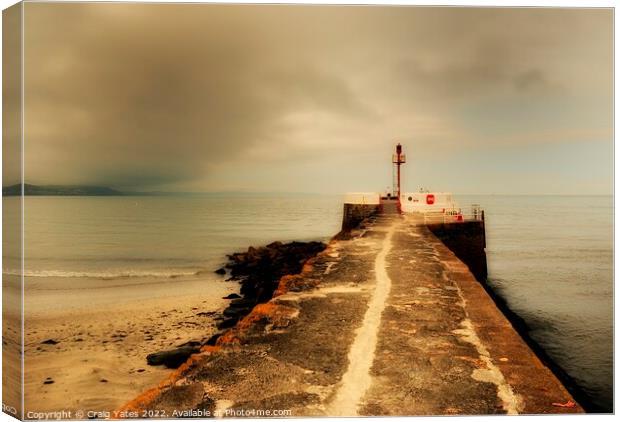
2,268,206,279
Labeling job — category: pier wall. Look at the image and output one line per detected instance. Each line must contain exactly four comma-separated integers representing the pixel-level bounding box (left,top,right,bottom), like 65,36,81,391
341,203,488,282
341,203,380,231
341,192,382,232
426,220,487,281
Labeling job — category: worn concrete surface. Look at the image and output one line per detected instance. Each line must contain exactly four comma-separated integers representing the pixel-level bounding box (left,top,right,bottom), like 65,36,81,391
119,214,582,417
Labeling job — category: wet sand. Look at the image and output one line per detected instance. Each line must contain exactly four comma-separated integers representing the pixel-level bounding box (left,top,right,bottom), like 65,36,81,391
3,275,22,418
22,275,237,415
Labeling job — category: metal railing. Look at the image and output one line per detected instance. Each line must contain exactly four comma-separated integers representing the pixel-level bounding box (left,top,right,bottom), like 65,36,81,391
422,204,484,225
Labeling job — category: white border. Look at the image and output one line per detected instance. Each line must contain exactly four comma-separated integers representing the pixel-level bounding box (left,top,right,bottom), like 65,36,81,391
0,2,616,422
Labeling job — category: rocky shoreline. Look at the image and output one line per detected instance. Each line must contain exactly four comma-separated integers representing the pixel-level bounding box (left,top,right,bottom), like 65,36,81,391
145,240,326,369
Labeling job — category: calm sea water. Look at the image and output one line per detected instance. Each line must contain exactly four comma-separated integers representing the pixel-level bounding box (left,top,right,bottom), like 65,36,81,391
3,194,613,411
457,194,613,412
4,195,343,279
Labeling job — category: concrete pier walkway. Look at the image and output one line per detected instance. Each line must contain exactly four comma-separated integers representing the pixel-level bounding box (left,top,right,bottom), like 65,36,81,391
120,215,582,417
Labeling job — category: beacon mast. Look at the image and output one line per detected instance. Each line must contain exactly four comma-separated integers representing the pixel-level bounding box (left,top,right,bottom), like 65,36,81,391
392,143,406,211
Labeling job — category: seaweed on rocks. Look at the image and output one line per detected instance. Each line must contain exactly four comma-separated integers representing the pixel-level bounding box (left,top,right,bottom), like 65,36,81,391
219,240,326,325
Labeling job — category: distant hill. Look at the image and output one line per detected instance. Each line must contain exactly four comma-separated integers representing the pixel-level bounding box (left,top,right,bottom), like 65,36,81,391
3,184,124,196
2,184,327,197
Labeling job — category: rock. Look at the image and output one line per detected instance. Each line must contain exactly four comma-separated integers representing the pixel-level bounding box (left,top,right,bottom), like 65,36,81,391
43,377,54,385
216,318,238,330
223,307,251,319
196,311,217,317
229,298,257,308
41,339,59,345
146,346,200,369
224,241,326,304
136,369,145,373
204,334,221,346
213,241,326,334
100,379,108,383
214,267,226,275
177,340,201,348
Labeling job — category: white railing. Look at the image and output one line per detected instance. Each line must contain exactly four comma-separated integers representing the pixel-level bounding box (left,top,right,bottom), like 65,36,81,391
422,204,484,225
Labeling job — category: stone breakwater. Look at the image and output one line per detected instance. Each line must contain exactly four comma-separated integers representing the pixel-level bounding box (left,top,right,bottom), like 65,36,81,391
120,214,582,417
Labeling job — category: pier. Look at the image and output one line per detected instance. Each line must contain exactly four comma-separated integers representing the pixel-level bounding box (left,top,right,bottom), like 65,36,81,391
119,212,581,416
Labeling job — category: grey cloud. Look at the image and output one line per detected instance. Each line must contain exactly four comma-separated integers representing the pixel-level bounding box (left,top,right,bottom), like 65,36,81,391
2,4,22,184
513,69,560,94
24,3,373,189
16,3,612,193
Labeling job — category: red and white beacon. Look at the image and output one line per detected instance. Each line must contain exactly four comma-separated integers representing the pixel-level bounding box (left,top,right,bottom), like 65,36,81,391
392,143,406,212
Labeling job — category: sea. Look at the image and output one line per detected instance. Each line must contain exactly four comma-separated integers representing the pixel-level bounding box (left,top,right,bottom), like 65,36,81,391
2,194,613,412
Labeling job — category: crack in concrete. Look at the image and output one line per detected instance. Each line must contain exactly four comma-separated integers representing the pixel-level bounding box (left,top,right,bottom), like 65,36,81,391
327,222,396,416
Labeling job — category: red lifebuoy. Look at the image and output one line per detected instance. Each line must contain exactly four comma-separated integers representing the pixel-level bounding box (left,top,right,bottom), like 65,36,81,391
426,194,435,205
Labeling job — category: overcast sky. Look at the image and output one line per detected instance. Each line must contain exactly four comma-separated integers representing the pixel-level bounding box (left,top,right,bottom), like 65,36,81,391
8,3,614,194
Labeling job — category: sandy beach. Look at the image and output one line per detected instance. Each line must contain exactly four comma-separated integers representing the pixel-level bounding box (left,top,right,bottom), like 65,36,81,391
2,275,22,418
22,274,238,415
